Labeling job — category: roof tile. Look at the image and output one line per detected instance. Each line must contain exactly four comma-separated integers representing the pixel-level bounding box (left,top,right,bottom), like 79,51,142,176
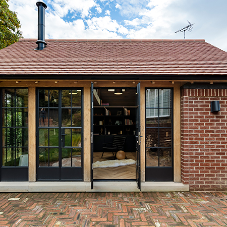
0,39,227,76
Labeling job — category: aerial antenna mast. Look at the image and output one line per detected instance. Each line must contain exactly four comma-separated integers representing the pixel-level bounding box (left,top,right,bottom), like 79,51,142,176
175,21,194,39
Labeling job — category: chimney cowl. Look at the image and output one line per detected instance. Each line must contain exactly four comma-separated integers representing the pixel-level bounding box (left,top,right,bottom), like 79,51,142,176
36,1,47,9
36,1,47,50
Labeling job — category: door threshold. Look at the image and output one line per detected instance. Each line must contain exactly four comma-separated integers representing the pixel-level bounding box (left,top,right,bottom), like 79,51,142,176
93,179,136,182
92,181,140,192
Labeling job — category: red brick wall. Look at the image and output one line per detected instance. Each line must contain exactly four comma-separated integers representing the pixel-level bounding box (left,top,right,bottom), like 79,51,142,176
181,88,227,191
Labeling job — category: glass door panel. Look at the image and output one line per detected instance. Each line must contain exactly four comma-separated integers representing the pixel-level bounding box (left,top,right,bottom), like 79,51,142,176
1,89,28,181
145,88,173,181
91,82,94,189
37,89,83,181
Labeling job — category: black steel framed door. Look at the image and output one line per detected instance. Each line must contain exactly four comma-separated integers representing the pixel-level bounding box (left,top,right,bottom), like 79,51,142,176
91,82,94,189
145,88,173,181
136,83,141,190
37,88,83,181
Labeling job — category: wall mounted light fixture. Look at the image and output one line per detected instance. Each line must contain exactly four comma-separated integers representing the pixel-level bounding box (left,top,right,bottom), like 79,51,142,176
211,101,220,113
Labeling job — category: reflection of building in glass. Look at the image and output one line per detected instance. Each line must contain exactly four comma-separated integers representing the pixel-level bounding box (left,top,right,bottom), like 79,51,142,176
145,88,172,172
2,89,28,167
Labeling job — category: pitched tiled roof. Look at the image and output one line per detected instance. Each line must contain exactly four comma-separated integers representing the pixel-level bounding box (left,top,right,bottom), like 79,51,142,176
0,39,227,77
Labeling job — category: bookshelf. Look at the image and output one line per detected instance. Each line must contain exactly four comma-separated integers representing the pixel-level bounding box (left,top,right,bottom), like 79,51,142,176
93,106,137,136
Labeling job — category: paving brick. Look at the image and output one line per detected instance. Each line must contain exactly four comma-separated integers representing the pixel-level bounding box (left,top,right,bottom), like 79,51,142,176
0,192,227,226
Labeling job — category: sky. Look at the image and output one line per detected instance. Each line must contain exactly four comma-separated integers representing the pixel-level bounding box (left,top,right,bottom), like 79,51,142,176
8,0,227,52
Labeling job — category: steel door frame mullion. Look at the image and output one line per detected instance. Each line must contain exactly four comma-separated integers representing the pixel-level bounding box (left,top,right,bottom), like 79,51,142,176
59,89,62,179
136,82,141,190
70,91,73,167
13,90,17,166
91,82,94,189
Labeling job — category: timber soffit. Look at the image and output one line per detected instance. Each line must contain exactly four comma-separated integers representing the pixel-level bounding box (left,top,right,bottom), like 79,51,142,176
0,39,227,78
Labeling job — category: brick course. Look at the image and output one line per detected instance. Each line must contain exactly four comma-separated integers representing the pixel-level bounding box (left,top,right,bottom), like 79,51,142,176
181,88,227,191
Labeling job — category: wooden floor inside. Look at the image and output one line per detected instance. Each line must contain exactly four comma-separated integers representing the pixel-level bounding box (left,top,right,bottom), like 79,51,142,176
93,152,136,180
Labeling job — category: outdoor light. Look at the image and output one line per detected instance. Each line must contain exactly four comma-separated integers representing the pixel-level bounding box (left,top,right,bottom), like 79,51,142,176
114,88,122,95
211,101,220,113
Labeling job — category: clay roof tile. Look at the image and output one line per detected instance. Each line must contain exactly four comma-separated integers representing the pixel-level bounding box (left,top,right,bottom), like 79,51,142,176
0,39,227,76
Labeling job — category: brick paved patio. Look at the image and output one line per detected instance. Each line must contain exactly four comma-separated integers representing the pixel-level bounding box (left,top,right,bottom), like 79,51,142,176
0,191,227,226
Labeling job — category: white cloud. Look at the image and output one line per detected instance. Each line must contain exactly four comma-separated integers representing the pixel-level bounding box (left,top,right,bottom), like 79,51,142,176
49,0,97,18
115,3,121,9
8,0,38,38
115,0,149,17
121,0,178,38
7,0,101,39
118,25,128,35
8,0,37,8
105,10,111,16
86,16,119,32
124,18,142,26
46,14,86,39
96,5,102,14
45,12,126,39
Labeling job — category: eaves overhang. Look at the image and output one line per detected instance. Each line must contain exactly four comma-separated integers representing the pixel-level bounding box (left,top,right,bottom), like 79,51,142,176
0,73,227,81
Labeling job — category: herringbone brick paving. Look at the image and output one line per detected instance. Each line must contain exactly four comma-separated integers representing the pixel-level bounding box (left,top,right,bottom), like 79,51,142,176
0,192,227,226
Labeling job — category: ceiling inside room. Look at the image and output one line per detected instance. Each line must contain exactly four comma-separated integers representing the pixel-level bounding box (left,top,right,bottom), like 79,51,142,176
93,88,137,106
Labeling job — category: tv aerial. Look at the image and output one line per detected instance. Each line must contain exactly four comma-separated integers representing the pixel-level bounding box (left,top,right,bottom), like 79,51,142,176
175,21,194,39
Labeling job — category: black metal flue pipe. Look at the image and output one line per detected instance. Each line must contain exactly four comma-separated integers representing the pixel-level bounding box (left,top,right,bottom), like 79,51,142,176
36,1,47,50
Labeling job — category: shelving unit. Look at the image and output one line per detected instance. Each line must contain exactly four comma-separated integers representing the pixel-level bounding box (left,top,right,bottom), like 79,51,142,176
93,106,137,136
